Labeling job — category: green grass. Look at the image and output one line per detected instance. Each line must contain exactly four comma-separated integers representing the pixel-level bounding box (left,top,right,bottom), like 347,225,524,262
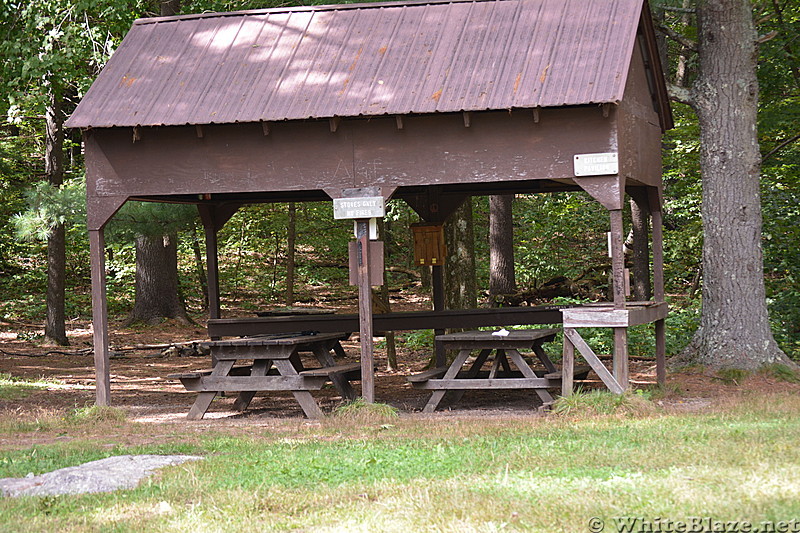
0,373,63,400
760,363,800,383
2,394,800,531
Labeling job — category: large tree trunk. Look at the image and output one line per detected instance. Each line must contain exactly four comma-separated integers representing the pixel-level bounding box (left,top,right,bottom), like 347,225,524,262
444,199,477,311
629,190,652,301
128,233,190,324
489,194,516,305
44,82,68,346
678,0,790,369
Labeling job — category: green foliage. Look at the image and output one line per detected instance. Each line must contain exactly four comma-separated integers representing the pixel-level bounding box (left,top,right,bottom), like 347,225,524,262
395,329,435,350
12,177,86,241
107,201,198,240
513,192,608,290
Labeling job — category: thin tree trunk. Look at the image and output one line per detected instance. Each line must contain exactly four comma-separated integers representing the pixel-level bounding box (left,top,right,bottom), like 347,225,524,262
128,233,190,325
286,202,296,306
444,198,477,311
489,194,516,305
678,0,790,369
44,82,68,346
191,225,208,310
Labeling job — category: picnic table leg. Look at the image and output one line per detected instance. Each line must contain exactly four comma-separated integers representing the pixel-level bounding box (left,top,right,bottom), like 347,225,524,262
532,343,558,374
505,349,554,405
562,333,575,397
272,359,324,419
332,340,348,359
497,349,513,376
446,348,492,408
423,348,474,413
312,343,356,401
187,360,235,420
233,359,272,412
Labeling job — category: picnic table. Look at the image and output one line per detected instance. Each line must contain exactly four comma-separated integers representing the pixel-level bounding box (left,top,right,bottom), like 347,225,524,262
169,332,359,419
408,328,576,413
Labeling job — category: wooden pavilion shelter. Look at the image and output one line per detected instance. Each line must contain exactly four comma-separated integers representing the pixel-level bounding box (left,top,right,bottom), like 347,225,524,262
66,0,673,406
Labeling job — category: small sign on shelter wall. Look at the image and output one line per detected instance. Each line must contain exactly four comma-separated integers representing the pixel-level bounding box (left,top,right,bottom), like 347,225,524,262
411,224,446,266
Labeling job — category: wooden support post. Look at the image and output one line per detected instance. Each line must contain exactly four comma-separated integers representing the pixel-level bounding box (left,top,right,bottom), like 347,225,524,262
432,265,446,367
609,209,629,390
655,319,666,385
613,327,629,390
609,209,626,308
89,229,111,406
198,203,240,327
562,331,575,396
203,221,221,321
356,222,375,403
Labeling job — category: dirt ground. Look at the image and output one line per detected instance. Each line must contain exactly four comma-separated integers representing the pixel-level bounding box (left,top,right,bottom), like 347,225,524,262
1,318,799,431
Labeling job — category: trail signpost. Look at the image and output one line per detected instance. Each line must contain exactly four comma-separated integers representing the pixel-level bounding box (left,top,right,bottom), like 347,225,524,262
335,188,386,403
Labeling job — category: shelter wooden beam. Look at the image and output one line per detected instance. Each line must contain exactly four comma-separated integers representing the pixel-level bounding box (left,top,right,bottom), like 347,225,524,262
609,209,626,308
198,204,241,322
89,229,111,406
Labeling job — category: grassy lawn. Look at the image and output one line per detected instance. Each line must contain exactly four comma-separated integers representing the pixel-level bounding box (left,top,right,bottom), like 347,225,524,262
1,392,799,532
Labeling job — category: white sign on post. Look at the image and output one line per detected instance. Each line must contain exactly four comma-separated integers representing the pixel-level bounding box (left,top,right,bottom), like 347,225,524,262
573,152,619,176
333,197,386,219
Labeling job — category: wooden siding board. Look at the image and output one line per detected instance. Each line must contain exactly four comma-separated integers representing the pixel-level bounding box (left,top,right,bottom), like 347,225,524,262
85,108,614,200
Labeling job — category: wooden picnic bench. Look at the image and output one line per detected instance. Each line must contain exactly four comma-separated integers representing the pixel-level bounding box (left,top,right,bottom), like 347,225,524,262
168,332,360,419
409,328,582,413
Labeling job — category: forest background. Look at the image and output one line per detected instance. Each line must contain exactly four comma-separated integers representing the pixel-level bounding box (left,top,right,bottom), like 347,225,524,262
0,0,798,364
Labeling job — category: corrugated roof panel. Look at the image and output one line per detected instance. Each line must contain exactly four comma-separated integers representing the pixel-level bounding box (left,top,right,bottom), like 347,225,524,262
66,0,649,128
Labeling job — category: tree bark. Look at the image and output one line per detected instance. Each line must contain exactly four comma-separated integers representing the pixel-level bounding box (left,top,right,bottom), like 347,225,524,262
128,233,190,325
191,225,208,310
44,82,68,346
159,0,180,16
489,194,516,305
677,0,790,369
444,198,477,311
629,190,652,301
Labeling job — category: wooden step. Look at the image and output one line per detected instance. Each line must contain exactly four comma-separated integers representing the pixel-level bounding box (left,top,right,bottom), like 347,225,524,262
298,362,364,379
167,365,261,380
407,367,449,383
543,365,592,380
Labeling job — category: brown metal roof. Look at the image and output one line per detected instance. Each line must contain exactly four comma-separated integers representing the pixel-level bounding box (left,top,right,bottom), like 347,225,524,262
67,0,658,129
